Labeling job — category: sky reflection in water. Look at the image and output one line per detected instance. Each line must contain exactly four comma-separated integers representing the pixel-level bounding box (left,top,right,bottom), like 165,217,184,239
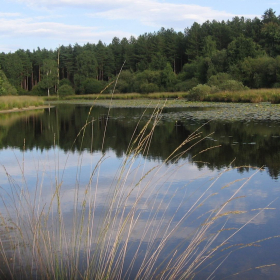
0,105,279,279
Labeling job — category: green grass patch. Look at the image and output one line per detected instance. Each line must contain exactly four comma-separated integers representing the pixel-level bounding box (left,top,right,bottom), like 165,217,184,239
44,88,280,104
0,96,45,111
45,92,189,101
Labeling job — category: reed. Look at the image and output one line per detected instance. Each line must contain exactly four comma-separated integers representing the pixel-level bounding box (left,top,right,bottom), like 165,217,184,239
45,88,280,103
46,92,188,101
192,88,280,103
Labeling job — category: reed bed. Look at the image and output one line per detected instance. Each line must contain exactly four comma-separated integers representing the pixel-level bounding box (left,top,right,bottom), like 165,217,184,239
45,88,280,103
0,96,45,111
191,88,280,103
0,99,274,280
46,92,189,101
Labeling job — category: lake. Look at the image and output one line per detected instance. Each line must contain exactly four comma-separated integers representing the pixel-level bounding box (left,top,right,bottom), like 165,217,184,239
0,102,279,279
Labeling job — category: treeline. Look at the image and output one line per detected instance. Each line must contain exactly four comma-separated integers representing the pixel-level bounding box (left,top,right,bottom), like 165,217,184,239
1,8,280,96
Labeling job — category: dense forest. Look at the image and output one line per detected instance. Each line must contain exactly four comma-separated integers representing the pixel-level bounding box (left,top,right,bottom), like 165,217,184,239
1,8,280,96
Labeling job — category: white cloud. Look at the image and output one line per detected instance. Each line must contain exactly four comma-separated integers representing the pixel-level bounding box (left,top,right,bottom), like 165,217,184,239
91,2,235,27
15,0,132,10
0,12,22,17
3,0,259,51
0,16,133,48
14,0,238,27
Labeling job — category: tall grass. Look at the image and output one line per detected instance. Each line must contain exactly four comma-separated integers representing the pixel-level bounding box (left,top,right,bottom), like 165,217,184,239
45,92,189,101
0,89,276,279
45,88,280,104
189,88,280,103
0,96,45,111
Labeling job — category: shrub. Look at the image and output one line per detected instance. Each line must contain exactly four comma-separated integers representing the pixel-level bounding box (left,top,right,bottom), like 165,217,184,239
83,78,105,94
188,84,217,100
207,73,232,87
174,78,199,91
218,80,248,91
140,82,159,93
30,83,48,96
59,78,72,87
58,84,75,96
207,73,248,92
0,70,17,95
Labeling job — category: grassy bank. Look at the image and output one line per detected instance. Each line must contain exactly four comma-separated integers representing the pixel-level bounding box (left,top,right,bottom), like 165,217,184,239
200,88,280,103
45,92,189,101
0,96,45,111
44,88,280,104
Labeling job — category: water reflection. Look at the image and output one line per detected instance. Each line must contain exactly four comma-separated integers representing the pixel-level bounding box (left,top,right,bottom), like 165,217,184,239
0,105,280,279
0,105,280,179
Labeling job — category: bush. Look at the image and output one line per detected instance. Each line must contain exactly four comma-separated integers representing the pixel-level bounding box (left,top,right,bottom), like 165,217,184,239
82,78,105,94
115,79,131,93
218,80,248,91
140,82,159,94
273,82,280,88
30,83,48,96
174,78,199,91
0,70,17,95
188,84,217,100
58,84,75,96
207,73,248,92
59,78,72,87
207,73,232,87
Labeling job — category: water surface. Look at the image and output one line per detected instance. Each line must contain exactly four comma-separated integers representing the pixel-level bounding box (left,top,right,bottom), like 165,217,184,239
0,104,279,279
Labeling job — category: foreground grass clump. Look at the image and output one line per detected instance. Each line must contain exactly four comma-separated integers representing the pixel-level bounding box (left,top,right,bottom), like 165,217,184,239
0,96,45,111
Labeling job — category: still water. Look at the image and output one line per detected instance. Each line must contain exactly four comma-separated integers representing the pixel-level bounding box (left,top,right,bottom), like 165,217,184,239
0,104,279,279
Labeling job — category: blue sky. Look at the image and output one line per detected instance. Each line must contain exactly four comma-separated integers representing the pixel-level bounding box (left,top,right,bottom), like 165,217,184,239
1,0,279,53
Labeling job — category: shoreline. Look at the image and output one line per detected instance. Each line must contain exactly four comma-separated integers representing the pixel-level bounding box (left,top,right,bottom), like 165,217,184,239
0,105,54,114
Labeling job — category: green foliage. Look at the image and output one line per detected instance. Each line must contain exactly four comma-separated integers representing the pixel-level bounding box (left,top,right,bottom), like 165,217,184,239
40,59,58,96
30,84,43,96
185,22,202,61
174,78,199,91
0,53,23,88
76,50,98,79
132,70,162,93
236,56,278,88
82,78,106,94
188,84,217,100
207,73,232,86
149,52,168,70
0,70,17,95
32,82,55,96
207,73,248,91
202,36,217,57
139,83,159,94
227,36,264,65
181,62,199,80
58,84,75,96
115,70,133,93
218,80,248,91
261,22,280,56
161,63,176,90
59,78,72,87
